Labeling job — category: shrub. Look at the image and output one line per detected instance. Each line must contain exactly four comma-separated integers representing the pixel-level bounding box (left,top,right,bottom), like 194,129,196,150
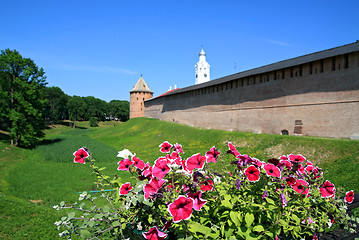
54,142,358,239
89,117,98,127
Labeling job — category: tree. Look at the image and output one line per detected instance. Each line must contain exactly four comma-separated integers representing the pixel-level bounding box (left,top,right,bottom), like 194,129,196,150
108,100,129,121
43,86,69,122
67,96,86,128
0,49,47,147
83,96,107,121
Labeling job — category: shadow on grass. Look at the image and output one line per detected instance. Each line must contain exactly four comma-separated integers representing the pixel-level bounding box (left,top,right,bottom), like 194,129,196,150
0,132,10,143
55,121,88,129
37,138,64,146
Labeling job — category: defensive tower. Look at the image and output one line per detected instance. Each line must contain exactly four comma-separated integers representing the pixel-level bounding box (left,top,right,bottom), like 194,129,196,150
129,76,153,119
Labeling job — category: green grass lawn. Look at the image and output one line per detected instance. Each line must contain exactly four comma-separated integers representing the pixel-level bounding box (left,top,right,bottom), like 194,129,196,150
0,118,358,239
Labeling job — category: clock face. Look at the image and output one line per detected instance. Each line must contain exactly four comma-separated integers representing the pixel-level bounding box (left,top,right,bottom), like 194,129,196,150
204,74,207,77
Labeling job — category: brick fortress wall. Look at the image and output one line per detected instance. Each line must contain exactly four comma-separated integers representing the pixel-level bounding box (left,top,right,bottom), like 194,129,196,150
144,44,359,138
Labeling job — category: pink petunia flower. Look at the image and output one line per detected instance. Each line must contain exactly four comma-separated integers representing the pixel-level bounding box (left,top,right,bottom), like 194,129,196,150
167,196,194,223
288,154,306,163
186,153,206,172
152,158,171,179
264,163,281,178
142,226,168,240
174,143,184,154
292,179,309,195
132,156,146,170
159,141,173,153
144,178,167,200
305,164,315,174
345,190,354,204
117,158,134,171
73,147,89,164
200,179,214,192
320,180,336,198
228,142,241,158
279,155,288,160
244,165,261,182
205,146,221,163
187,191,207,211
119,182,132,195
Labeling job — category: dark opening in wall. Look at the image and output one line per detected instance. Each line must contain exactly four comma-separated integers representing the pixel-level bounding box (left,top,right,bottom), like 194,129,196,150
274,70,277,80
282,69,285,79
320,59,324,73
281,130,289,135
344,54,349,69
309,62,313,75
332,56,336,71
299,65,303,76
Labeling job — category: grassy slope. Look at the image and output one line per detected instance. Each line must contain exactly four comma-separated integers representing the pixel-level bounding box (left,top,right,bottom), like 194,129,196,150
0,118,358,239
90,118,359,192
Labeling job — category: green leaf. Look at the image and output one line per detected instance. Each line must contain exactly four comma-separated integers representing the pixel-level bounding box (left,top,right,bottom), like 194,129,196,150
252,225,264,232
80,229,91,239
112,221,120,227
230,211,241,226
245,213,255,227
67,212,75,220
291,214,300,224
188,222,212,237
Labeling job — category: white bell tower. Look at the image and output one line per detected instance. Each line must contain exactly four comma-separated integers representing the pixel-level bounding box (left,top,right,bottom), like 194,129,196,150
195,48,210,85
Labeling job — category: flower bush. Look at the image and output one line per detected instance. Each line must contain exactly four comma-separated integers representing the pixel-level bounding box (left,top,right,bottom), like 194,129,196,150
54,142,358,239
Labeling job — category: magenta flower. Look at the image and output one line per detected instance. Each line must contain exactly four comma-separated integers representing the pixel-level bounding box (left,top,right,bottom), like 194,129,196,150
285,176,296,186
186,153,206,172
264,163,281,178
205,146,220,163
159,141,173,153
288,154,306,163
200,179,214,192
320,180,336,198
244,165,261,182
174,143,184,153
279,155,288,160
117,158,133,171
279,160,292,170
228,142,240,158
345,190,354,204
152,158,171,179
144,178,167,200
292,179,309,195
305,164,315,174
73,147,89,164
142,226,168,240
187,191,207,211
119,182,132,195
132,156,145,170
167,196,194,223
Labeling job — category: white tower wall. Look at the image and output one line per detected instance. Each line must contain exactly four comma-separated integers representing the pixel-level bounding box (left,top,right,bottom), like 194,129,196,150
195,49,211,85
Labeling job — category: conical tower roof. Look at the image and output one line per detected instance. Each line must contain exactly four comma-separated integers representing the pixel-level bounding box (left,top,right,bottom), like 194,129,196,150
130,76,153,93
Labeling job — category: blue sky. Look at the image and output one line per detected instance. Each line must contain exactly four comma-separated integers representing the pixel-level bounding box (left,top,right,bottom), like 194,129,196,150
2,0,359,102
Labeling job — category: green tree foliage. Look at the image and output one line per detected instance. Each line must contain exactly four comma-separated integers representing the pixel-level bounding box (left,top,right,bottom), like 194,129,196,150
67,96,86,128
0,49,47,147
108,100,129,122
43,86,69,122
83,96,108,121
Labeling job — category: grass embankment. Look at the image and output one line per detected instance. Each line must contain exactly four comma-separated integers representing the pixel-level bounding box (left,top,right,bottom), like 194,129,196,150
0,118,358,239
